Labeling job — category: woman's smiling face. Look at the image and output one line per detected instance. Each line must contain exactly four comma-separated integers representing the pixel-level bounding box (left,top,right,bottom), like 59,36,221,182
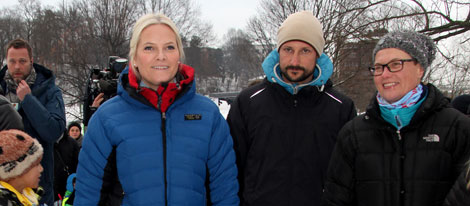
133,24,180,90
374,48,424,103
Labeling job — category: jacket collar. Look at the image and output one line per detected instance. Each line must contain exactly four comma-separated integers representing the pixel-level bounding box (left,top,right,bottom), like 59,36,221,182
366,83,450,129
123,63,195,112
262,50,333,95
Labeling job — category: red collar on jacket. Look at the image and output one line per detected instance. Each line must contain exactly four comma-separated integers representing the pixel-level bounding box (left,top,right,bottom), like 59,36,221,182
127,63,194,112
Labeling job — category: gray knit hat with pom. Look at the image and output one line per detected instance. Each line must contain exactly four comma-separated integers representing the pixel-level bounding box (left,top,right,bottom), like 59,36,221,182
373,31,436,69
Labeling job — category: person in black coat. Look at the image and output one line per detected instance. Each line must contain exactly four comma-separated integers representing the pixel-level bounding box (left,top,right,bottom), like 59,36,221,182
323,31,470,206
0,95,23,130
54,124,80,202
443,161,470,206
451,94,470,116
443,95,470,206
67,121,83,148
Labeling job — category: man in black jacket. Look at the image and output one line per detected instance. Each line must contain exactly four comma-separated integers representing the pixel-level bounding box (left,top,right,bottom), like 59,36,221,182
227,11,356,206
323,31,470,206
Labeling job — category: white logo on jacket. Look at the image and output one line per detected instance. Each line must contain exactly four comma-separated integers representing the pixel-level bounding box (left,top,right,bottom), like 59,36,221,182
423,134,440,142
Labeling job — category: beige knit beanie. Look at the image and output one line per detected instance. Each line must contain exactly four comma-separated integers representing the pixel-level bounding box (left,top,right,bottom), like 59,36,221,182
277,11,325,55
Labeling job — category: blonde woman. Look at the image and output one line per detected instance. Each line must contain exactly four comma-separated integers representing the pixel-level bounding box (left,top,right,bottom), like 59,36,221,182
74,13,239,205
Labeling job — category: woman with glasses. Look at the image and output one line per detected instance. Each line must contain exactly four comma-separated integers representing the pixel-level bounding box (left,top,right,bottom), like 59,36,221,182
323,31,470,206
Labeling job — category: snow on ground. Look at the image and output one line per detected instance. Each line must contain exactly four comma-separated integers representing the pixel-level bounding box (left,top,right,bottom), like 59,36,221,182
210,97,231,119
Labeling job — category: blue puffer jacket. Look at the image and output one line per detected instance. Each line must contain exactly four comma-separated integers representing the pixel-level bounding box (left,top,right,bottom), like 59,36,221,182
75,66,239,205
0,63,66,206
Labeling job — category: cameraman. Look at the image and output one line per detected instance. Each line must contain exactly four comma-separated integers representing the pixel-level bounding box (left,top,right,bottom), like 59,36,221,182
88,92,104,123
92,93,105,108
83,92,104,126
83,57,126,127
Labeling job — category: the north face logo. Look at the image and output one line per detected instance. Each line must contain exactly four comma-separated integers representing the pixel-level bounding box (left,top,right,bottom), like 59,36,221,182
423,134,440,142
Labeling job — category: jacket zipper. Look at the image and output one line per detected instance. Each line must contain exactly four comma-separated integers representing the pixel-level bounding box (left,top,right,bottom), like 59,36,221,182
397,130,405,206
157,91,169,206
161,111,168,206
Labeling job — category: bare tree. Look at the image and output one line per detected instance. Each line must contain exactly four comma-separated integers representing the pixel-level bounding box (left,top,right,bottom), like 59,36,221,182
245,0,470,111
1,0,218,121
0,11,26,67
50,0,138,121
30,9,64,68
247,0,470,66
79,0,138,58
55,2,95,106
17,0,41,41
136,0,216,47
221,28,263,90
426,38,470,97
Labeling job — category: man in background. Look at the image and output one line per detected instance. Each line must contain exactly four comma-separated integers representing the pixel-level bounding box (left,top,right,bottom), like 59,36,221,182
0,38,66,206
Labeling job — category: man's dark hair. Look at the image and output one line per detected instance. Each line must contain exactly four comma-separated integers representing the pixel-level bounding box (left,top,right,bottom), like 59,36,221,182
6,38,33,59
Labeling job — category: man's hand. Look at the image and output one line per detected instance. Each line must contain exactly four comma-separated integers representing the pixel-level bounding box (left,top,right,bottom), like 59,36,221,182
92,93,105,108
17,80,32,101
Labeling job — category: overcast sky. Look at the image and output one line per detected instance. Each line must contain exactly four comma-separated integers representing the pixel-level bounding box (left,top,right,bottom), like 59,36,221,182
1,0,259,42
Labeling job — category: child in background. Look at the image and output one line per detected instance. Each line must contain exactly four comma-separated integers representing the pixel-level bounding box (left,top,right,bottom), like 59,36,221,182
61,173,76,206
0,129,44,206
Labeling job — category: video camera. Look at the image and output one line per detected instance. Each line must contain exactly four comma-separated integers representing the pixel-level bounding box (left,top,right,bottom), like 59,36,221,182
83,56,128,126
89,56,128,100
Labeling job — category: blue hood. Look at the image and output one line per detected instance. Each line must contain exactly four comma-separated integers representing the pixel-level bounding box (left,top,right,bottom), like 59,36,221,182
66,173,76,193
262,50,333,94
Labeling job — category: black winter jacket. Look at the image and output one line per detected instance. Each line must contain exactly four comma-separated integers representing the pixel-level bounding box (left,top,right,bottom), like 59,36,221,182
323,83,470,206
0,95,23,130
54,133,80,201
227,79,356,206
443,162,470,206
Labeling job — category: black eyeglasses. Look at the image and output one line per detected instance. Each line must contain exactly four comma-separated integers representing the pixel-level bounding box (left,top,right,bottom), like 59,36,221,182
368,59,415,76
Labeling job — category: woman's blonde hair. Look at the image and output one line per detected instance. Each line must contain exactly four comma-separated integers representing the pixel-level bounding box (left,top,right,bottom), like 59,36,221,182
128,13,185,79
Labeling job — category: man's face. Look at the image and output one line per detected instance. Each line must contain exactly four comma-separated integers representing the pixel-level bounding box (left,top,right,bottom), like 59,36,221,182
6,47,33,83
279,40,318,84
